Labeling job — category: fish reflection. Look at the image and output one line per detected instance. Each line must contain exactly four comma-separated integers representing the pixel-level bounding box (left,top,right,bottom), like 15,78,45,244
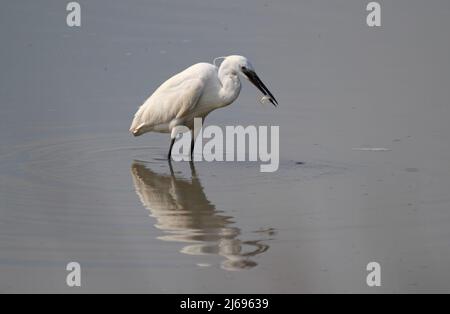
131,161,271,271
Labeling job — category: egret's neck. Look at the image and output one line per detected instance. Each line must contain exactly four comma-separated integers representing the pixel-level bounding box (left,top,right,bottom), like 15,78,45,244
218,67,241,106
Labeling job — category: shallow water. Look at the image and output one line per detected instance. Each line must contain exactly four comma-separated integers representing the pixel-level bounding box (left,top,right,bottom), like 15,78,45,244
1,0,450,293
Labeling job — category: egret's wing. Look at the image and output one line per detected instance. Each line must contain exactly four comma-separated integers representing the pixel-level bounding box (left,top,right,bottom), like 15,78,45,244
173,78,204,120
130,76,205,135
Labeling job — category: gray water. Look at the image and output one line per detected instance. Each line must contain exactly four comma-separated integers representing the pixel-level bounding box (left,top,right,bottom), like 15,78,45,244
1,0,450,293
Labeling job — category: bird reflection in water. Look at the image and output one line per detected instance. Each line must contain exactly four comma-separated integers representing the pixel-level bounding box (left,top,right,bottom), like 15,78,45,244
131,161,272,271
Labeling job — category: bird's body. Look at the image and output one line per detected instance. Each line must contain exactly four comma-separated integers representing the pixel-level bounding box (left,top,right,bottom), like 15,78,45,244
130,62,239,136
129,55,277,159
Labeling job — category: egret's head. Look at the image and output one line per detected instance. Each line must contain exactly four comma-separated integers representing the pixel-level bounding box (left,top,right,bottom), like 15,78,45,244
218,55,253,73
219,55,278,107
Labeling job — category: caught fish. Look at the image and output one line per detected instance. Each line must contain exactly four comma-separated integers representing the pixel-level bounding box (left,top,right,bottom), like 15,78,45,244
260,95,274,105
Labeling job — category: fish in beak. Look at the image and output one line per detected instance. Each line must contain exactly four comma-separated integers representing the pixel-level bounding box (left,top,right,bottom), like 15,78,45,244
242,69,279,107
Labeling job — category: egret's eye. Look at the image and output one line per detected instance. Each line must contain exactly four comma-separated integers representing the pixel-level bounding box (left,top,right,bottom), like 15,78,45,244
241,66,247,71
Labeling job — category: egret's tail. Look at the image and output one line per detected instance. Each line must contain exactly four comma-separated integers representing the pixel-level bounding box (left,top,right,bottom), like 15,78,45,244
130,106,146,136
131,129,140,137
129,119,145,137
130,124,145,137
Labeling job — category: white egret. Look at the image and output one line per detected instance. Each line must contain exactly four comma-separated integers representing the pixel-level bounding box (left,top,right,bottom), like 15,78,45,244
129,55,278,160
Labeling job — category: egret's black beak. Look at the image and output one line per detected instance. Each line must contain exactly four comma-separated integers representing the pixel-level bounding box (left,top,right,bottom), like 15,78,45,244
243,69,278,107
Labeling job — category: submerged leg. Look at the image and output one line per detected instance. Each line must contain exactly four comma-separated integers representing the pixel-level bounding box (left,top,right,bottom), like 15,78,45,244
168,158,175,176
189,160,197,178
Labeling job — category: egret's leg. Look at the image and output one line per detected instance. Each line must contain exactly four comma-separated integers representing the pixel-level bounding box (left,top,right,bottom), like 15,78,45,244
167,138,175,161
190,117,204,161
168,125,181,161
168,159,175,176
190,130,195,160
189,160,197,178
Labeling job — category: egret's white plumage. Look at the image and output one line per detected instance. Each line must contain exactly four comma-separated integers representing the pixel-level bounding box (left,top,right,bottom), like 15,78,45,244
129,55,278,159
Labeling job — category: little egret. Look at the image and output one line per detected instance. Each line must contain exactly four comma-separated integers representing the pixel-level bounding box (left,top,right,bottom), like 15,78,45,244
129,55,278,160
